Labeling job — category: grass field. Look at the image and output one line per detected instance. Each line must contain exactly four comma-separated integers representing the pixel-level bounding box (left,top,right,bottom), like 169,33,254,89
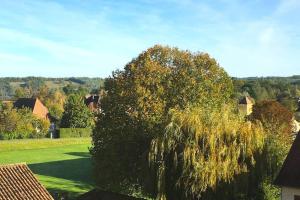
0,138,94,199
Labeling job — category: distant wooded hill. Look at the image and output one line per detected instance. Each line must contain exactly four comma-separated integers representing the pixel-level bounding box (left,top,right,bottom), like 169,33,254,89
1,75,300,112
0,77,105,100
234,75,300,112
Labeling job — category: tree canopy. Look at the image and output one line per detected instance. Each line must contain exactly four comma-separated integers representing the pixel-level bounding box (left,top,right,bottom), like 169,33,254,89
61,94,94,128
91,45,264,199
251,100,293,137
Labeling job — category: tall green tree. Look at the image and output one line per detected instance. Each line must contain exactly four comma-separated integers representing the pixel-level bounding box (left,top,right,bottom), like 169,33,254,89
14,88,26,98
61,94,94,128
44,90,66,121
91,45,240,197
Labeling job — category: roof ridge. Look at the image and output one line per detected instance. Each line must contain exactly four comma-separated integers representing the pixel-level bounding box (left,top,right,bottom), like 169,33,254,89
0,162,27,168
0,162,54,199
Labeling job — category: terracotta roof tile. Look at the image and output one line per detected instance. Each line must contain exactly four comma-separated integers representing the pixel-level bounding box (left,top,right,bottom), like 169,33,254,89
0,163,53,200
13,98,49,119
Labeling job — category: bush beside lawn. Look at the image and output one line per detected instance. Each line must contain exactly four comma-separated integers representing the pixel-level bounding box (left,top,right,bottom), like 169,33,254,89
59,128,92,138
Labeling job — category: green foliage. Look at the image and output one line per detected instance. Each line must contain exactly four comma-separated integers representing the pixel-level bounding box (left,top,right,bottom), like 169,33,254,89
61,94,94,128
150,104,264,199
91,45,234,198
63,84,89,96
59,128,92,138
14,87,27,98
259,180,280,200
247,100,293,200
234,77,300,112
44,90,66,121
0,103,50,139
0,77,104,100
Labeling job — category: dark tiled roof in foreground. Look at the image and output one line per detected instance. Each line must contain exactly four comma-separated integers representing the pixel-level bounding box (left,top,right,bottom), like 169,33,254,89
274,132,300,188
77,189,146,200
0,163,53,200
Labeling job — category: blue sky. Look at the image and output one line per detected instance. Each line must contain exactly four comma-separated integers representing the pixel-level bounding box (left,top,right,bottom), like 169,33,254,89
0,0,299,78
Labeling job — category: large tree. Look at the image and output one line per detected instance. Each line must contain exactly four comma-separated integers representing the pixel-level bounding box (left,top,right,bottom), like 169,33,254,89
91,45,264,198
61,94,94,128
249,100,294,199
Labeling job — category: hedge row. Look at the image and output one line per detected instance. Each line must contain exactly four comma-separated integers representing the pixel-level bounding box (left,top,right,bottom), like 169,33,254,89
59,128,92,138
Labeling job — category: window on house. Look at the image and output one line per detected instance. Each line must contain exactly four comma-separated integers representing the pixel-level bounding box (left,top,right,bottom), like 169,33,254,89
294,195,300,200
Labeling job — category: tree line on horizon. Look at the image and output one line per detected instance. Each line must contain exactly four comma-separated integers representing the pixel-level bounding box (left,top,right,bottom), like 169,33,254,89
1,72,300,113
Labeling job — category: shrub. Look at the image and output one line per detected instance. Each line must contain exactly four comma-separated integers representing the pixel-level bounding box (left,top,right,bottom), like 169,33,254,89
59,128,92,138
0,105,50,140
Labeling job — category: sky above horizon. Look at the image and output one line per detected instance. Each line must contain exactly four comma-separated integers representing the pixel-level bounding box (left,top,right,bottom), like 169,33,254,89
0,0,299,78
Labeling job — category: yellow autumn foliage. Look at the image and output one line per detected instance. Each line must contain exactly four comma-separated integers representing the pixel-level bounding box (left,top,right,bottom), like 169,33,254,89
150,104,265,199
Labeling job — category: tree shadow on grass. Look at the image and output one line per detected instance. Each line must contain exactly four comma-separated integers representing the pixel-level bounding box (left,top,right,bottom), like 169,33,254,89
28,155,95,199
65,152,91,158
29,158,94,185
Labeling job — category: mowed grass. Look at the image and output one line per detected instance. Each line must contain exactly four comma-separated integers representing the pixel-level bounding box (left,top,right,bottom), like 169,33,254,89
0,138,94,199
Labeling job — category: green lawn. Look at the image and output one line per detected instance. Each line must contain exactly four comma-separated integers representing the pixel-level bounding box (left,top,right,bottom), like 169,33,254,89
0,138,94,199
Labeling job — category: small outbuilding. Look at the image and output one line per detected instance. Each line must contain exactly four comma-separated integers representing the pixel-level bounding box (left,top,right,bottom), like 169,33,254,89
0,163,53,200
274,132,300,200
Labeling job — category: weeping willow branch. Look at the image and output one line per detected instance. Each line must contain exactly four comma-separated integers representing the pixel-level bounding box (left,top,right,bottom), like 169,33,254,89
149,104,265,199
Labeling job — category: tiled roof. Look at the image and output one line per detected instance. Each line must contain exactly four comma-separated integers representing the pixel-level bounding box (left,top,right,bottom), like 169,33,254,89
274,132,300,188
14,98,36,110
13,98,49,119
0,163,53,200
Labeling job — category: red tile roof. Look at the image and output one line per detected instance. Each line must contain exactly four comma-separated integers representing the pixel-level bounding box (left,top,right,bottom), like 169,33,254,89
84,95,100,112
14,98,49,119
0,163,53,200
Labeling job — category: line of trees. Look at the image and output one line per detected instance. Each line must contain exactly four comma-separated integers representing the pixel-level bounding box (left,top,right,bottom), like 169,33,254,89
234,78,300,112
0,84,96,139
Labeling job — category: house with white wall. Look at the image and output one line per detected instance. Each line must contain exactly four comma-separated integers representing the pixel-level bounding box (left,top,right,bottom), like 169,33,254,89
275,132,300,200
